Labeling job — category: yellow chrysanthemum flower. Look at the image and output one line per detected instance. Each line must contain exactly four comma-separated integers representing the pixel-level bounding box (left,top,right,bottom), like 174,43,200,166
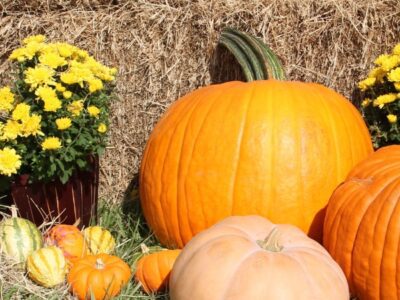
97,123,107,133
22,35,46,45
368,67,386,82
387,114,397,123
1,120,21,140
88,78,103,93
9,48,27,62
20,114,43,137
394,83,400,91
0,87,15,111
55,83,66,92
373,93,398,107
41,137,62,150
374,54,400,71
0,147,21,176
361,98,371,108
12,103,31,121
87,105,100,117
39,52,67,69
35,86,57,101
393,44,400,55
63,91,72,99
388,67,400,82
60,72,82,85
358,77,376,91
54,42,77,58
55,117,72,130
34,86,62,112
24,65,56,90
24,42,45,60
67,100,84,116
43,98,62,112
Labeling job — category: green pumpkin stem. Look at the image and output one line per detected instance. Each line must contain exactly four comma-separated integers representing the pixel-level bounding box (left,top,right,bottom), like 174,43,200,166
257,227,283,252
218,28,286,81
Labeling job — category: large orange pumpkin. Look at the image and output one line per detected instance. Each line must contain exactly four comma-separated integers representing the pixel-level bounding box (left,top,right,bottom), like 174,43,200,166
140,78,373,248
323,145,400,299
170,215,349,300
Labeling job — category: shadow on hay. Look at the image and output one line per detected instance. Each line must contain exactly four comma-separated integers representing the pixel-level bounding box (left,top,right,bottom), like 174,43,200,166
120,173,153,238
209,43,246,84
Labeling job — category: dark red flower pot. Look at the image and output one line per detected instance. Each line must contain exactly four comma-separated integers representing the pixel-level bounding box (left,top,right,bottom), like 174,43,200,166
10,156,99,229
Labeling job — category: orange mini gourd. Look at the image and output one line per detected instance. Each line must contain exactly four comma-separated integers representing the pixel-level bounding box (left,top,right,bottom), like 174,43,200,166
67,253,131,300
324,145,400,299
45,224,88,263
135,249,181,294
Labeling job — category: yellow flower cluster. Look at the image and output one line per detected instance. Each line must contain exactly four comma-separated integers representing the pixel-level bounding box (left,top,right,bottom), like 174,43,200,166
359,43,400,119
10,35,116,96
0,99,43,141
0,35,115,180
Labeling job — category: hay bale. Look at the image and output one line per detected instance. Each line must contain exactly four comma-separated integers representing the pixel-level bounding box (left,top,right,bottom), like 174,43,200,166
0,0,399,202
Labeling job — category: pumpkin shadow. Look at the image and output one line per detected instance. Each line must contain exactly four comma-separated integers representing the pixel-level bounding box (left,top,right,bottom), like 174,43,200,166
209,43,246,84
121,173,153,238
308,205,327,244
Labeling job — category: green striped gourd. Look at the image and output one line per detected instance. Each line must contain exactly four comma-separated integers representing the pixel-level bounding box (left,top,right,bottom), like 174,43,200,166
83,226,116,254
27,246,67,287
0,206,42,265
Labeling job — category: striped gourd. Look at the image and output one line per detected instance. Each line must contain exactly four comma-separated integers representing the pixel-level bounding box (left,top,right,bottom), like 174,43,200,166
83,226,116,254
0,206,42,265
27,246,67,287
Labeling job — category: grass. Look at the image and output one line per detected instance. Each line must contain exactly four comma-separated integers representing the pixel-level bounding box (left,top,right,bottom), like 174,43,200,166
0,195,170,300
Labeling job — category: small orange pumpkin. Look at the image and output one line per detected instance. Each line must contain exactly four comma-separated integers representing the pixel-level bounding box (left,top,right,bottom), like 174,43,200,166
67,253,131,300
45,224,88,263
135,249,181,294
170,216,349,300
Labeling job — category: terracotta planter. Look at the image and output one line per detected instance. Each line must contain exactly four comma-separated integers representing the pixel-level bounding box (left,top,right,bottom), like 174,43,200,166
10,156,99,229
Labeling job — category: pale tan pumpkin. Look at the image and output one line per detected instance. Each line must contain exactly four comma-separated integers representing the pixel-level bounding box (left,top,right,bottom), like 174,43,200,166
170,216,349,300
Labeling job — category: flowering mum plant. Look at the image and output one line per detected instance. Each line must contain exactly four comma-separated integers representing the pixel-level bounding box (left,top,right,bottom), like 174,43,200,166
0,35,116,189
358,43,400,148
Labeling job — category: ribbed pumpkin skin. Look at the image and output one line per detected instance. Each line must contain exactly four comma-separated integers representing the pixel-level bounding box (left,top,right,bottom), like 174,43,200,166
45,224,88,263
27,246,67,287
83,226,116,255
135,249,181,294
67,253,131,300
0,216,42,265
323,145,400,300
170,216,349,300
140,79,373,248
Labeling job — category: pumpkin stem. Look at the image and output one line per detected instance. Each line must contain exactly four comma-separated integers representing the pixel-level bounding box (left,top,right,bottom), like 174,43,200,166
257,227,283,252
72,218,80,227
95,258,105,270
218,28,286,82
10,205,18,218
